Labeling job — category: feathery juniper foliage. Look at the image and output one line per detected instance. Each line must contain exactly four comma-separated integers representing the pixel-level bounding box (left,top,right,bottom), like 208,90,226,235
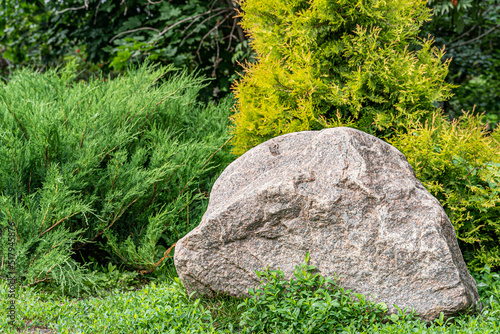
0,63,235,294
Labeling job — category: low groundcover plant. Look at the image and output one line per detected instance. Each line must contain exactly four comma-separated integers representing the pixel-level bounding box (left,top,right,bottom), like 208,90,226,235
237,252,399,334
0,255,499,333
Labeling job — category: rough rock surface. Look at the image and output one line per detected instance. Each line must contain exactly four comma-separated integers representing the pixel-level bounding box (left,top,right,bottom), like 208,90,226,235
174,127,480,322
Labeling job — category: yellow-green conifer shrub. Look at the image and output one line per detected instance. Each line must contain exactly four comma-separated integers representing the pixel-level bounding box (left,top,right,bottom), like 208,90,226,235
388,111,500,271
230,0,454,155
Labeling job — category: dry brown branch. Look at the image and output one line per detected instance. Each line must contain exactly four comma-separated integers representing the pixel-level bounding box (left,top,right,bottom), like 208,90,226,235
39,212,79,238
94,0,101,25
55,0,89,15
451,25,478,43
227,13,238,50
180,11,228,42
196,13,231,60
451,24,500,48
138,242,176,275
159,8,228,37
110,27,161,43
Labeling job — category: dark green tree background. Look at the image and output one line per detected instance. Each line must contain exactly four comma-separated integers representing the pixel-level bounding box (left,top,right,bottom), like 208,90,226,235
0,0,498,116
0,0,254,101
423,0,499,129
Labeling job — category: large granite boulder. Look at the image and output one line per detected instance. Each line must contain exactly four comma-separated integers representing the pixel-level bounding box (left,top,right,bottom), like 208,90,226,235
174,127,480,322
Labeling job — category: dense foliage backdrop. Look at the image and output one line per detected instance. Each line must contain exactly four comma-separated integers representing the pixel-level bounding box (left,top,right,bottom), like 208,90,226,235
0,0,254,101
1,0,498,119
423,0,500,129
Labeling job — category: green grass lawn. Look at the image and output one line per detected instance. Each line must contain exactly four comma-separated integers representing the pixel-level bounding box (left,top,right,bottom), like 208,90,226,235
1,258,499,334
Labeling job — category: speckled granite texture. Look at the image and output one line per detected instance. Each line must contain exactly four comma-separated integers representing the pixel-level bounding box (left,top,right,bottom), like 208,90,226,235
174,127,480,322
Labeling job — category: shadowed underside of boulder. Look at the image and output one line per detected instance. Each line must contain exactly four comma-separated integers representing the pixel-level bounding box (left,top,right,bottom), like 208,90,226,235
174,127,480,322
